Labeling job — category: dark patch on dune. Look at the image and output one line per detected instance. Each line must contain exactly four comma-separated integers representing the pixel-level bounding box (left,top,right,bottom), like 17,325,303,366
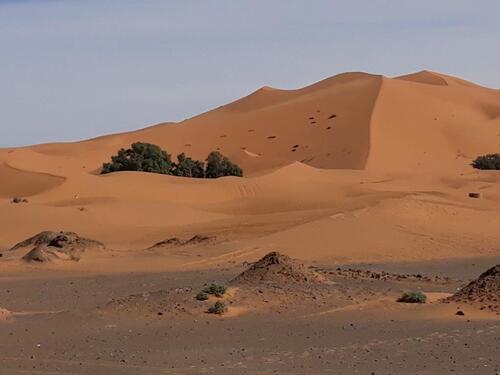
445,264,500,313
232,251,326,285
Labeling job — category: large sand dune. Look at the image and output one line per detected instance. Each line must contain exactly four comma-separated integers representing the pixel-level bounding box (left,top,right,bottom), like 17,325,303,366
0,70,499,263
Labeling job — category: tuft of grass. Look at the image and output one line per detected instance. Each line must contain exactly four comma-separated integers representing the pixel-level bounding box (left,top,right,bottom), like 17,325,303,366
195,291,209,301
207,301,226,315
202,283,227,297
397,291,427,304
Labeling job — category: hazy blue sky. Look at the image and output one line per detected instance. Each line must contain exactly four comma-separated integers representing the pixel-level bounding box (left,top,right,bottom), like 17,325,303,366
1,1,499,146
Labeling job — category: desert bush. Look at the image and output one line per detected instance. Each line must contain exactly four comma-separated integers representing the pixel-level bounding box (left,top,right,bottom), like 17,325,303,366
207,301,226,314
203,283,227,297
195,291,209,301
205,151,243,178
101,142,173,174
100,144,243,178
172,153,205,178
397,291,427,303
472,154,500,170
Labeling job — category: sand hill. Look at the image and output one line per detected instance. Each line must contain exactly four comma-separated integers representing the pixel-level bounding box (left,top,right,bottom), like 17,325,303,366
0,70,499,265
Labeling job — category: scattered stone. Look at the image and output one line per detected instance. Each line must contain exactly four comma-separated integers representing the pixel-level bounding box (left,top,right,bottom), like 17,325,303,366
322,267,454,284
150,235,216,249
456,310,465,316
468,192,481,199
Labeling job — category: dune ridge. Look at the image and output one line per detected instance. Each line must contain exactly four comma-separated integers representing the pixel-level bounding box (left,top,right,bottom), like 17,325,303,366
1,70,500,265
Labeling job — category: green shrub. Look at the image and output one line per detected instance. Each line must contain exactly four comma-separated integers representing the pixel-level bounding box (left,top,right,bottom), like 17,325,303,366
203,283,227,297
205,151,243,178
101,142,173,174
100,143,244,178
195,291,209,301
397,291,427,303
472,154,500,170
172,153,205,178
207,301,226,314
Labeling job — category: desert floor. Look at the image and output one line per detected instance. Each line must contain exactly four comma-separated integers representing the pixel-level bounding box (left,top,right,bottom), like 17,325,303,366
0,252,499,374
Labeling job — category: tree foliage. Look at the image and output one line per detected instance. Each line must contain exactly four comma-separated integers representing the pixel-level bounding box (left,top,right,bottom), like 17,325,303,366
205,151,243,178
101,143,243,178
101,142,172,174
172,153,205,178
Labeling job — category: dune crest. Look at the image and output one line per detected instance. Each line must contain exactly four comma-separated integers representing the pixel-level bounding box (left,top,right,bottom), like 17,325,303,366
1,70,500,261
1,69,497,179
395,70,449,86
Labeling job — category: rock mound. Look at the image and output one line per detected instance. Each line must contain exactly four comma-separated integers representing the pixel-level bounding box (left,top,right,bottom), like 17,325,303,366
10,231,60,251
446,265,500,313
22,245,82,262
13,231,104,263
10,231,103,251
232,251,326,285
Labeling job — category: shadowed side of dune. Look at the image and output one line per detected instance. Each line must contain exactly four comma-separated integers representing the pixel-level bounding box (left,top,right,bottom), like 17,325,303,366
0,163,65,198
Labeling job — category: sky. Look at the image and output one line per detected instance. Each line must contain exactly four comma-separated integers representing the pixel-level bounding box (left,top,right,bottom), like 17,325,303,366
1,0,499,147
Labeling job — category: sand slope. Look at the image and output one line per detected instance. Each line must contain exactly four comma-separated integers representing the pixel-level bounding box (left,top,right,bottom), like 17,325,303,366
0,71,499,265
